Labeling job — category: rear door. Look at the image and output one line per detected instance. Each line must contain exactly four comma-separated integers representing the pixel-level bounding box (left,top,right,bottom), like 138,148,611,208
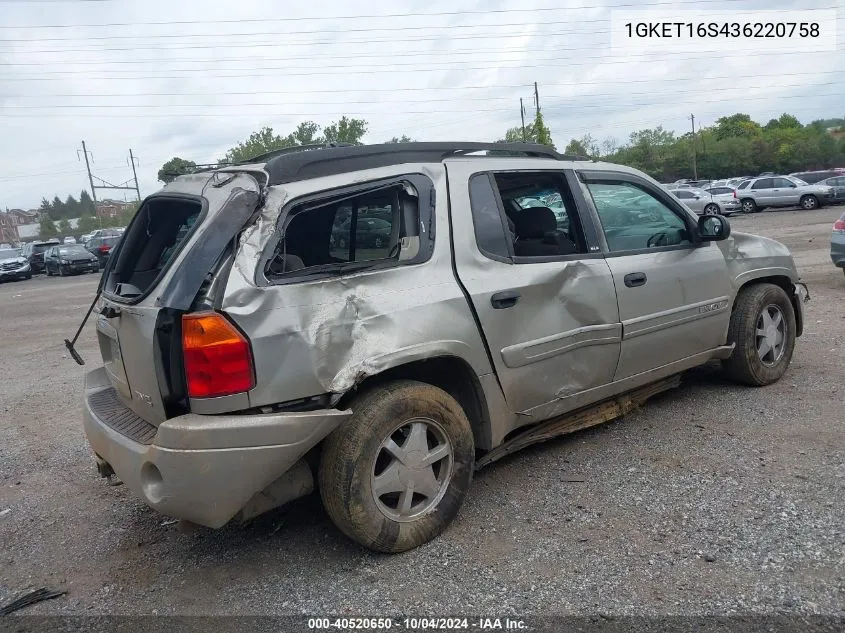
578,170,734,381
447,161,621,417
750,178,775,206
97,172,262,424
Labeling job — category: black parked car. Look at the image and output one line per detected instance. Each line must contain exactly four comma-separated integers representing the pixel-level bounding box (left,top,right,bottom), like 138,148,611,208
20,240,60,274
44,244,99,276
85,235,121,267
0,247,32,282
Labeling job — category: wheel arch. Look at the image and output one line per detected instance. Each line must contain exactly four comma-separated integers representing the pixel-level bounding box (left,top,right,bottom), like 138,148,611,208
734,274,803,337
335,355,495,451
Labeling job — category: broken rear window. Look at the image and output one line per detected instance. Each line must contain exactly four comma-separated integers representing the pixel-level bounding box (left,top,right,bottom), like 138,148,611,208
265,180,426,280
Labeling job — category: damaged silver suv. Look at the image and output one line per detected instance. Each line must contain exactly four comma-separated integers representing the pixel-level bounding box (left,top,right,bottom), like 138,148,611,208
78,143,808,552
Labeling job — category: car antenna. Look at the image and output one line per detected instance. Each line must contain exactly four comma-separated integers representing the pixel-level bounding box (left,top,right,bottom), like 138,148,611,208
64,291,99,366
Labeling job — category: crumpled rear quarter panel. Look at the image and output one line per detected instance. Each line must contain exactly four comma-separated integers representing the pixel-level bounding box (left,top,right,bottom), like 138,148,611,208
221,164,495,408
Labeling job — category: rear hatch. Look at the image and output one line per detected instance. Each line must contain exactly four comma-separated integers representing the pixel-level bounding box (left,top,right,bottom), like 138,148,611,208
96,171,262,425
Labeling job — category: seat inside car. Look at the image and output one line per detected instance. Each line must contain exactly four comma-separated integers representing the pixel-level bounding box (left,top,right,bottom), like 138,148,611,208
509,206,577,257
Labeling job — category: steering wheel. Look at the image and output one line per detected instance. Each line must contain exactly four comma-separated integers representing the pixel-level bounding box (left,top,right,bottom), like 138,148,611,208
647,232,670,248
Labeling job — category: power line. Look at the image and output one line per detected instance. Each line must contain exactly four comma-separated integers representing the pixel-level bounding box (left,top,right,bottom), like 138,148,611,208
8,82,840,109
1,44,835,67
7,65,843,82
0,0,763,29
4,91,843,118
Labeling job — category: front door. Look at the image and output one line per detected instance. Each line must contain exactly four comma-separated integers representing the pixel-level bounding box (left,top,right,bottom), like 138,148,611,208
447,163,621,416
579,172,734,380
771,177,800,206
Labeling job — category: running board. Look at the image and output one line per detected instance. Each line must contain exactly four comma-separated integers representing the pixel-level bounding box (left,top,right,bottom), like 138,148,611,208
475,374,682,470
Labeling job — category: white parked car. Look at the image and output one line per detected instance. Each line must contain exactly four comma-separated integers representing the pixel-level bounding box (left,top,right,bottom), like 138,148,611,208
64,236,77,244
669,187,741,216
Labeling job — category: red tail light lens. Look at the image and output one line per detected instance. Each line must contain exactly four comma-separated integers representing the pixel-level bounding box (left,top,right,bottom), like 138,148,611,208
833,218,845,232
733,190,737,198
182,312,255,398
98,245,111,253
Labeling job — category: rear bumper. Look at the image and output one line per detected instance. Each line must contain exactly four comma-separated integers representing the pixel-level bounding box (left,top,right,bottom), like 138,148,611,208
831,234,845,268
82,367,351,528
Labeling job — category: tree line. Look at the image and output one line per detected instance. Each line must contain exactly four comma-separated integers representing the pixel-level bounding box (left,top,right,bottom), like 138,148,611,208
562,114,845,182
157,110,843,187
36,192,139,239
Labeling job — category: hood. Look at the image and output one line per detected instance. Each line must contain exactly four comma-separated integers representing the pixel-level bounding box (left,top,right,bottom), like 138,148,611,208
0,256,27,265
62,251,96,261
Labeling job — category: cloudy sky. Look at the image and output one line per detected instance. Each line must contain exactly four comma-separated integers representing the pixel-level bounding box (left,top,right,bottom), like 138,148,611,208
0,0,842,209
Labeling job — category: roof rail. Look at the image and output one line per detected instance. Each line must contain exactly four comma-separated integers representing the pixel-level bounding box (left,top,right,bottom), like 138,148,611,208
238,142,357,165
263,142,586,185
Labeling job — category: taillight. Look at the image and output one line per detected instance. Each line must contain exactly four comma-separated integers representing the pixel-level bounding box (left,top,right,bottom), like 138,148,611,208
182,312,255,398
98,245,111,253
733,190,737,198
833,217,845,232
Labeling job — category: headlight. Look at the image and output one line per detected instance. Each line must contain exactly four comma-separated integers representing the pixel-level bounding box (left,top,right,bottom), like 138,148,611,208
60,259,70,264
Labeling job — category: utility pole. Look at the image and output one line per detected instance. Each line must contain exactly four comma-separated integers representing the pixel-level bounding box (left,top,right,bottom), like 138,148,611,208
128,149,141,201
80,141,140,228
520,98,526,141
534,81,540,112
689,114,698,180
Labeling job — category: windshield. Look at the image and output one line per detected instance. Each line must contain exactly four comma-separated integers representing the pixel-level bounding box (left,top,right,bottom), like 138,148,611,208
0,248,21,260
33,244,57,254
788,177,809,186
59,246,88,255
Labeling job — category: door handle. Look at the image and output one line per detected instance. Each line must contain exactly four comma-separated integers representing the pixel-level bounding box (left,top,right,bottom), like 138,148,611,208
624,272,647,288
491,290,521,309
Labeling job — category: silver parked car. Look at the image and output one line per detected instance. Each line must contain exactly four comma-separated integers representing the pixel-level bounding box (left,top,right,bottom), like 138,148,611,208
669,187,740,215
831,211,845,275
818,175,845,204
77,143,808,553
735,175,833,213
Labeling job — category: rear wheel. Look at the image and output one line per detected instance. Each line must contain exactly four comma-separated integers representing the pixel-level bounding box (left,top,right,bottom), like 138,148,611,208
46,266,52,276
319,380,474,553
800,195,819,210
703,203,719,215
723,283,796,386
741,198,757,214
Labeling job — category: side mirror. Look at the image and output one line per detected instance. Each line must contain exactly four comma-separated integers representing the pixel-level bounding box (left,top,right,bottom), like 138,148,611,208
693,195,701,200
698,214,730,241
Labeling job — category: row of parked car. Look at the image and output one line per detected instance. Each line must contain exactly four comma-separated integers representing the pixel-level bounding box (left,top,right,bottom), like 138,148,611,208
664,168,845,216
0,228,123,283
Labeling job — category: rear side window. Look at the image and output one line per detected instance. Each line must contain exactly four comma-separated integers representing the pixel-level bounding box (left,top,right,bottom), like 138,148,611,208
752,178,774,190
737,180,750,190
468,174,511,260
264,176,431,281
106,197,202,299
707,187,733,195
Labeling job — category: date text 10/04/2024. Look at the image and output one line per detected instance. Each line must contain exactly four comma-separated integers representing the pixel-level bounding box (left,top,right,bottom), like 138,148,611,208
307,617,527,630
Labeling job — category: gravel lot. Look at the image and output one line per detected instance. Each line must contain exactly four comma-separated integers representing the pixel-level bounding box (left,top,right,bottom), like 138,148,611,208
1,207,843,618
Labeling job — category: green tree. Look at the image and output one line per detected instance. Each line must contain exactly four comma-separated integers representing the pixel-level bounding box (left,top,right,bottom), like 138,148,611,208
118,202,139,227
713,113,762,140
57,218,72,235
48,195,65,220
386,135,416,143
764,113,802,131
77,214,99,233
79,190,95,216
224,126,290,163
282,121,322,146
322,116,368,145
64,194,80,218
39,216,58,239
157,157,197,184
533,110,554,147
564,135,598,157
498,123,536,143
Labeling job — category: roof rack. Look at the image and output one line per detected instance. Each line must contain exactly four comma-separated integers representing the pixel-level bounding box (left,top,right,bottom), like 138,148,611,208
262,142,587,185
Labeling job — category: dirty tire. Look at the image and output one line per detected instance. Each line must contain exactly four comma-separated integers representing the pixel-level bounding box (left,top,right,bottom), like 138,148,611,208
723,283,796,386
319,380,474,553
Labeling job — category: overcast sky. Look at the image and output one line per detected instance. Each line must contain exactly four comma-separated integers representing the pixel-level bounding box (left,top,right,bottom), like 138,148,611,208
0,0,842,209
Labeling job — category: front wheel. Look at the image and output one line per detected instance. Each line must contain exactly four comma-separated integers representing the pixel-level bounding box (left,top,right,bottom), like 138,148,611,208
800,195,819,210
319,380,475,553
722,283,796,386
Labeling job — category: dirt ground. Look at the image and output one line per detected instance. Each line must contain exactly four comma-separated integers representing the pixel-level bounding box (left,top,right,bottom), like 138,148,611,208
0,207,843,617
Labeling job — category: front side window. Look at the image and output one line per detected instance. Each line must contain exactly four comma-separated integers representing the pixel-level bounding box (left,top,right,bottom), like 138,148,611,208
265,178,427,280
773,178,796,188
674,190,693,199
585,181,692,252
